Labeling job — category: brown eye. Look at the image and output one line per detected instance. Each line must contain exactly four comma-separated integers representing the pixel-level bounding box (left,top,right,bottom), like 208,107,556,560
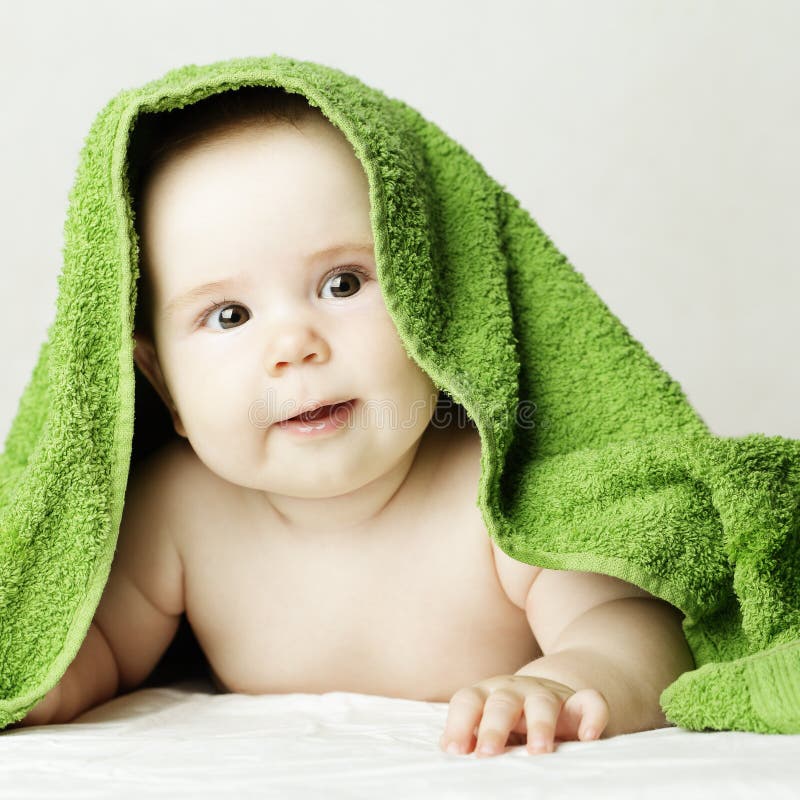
320,267,369,300
203,302,250,330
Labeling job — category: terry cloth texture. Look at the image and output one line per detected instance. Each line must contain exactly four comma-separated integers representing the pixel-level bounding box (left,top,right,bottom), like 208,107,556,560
1,55,799,733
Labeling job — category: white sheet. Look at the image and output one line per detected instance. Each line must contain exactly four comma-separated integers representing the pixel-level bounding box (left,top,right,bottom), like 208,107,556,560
2,677,798,799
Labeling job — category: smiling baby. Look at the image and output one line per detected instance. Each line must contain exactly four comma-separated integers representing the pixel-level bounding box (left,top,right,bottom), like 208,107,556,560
13,86,694,756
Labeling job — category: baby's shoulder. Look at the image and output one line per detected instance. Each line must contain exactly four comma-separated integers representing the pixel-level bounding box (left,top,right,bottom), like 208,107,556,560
428,423,545,611
112,437,191,621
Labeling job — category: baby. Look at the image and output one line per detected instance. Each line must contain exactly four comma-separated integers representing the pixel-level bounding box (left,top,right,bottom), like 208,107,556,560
14,87,694,755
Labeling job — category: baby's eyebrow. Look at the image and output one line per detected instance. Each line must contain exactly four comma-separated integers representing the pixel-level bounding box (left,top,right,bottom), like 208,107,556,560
164,278,242,319
162,241,375,318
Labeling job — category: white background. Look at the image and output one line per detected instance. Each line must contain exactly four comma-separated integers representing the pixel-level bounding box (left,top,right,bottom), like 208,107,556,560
1,0,797,442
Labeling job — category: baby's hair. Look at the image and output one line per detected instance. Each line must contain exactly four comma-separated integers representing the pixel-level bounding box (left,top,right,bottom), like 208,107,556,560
127,86,323,340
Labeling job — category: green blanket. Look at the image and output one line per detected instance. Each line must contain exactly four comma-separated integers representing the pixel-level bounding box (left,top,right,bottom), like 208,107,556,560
1,54,799,734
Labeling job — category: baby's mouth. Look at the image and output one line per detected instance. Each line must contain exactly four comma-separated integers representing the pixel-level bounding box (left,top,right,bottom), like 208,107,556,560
283,399,356,423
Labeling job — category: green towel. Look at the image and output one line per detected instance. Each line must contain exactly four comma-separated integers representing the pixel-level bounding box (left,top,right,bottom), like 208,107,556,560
1,54,799,734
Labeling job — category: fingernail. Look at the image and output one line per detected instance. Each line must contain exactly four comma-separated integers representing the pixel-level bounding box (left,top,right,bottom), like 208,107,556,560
447,741,461,755
583,728,596,740
530,737,547,751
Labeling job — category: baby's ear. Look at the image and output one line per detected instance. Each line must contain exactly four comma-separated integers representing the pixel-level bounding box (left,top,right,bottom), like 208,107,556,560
132,332,186,438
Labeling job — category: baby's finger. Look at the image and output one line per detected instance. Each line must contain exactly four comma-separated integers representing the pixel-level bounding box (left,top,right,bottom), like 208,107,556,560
440,686,486,754
474,688,525,757
522,688,566,754
557,688,609,741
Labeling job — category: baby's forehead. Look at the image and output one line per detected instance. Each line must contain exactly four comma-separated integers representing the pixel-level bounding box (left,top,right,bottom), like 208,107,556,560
143,123,366,222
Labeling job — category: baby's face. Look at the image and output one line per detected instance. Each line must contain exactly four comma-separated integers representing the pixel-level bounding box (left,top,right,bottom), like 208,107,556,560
133,113,438,503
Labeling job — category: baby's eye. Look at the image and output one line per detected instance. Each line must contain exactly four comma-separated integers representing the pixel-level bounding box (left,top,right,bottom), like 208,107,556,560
201,302,250,331
320,266,369,300
198,266,369,331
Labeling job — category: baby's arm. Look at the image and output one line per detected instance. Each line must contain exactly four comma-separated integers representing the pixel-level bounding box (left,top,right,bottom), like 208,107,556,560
441,569,694,756
13,445,185,727
10,622,118,727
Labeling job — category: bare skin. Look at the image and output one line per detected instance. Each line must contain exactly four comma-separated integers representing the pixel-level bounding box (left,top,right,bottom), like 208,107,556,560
161,420,542,701
123,110,541,700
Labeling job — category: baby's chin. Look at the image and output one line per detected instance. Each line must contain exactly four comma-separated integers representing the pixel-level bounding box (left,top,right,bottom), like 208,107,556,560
197,453,376,499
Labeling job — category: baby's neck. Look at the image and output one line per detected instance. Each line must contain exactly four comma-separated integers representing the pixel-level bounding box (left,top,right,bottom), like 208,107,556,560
249,426,442,538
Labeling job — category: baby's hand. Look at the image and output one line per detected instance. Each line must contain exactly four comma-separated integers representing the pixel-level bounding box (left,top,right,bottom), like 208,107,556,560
439,674,609,757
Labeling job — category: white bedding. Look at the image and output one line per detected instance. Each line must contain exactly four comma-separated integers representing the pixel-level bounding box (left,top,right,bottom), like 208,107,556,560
2,677,798,799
